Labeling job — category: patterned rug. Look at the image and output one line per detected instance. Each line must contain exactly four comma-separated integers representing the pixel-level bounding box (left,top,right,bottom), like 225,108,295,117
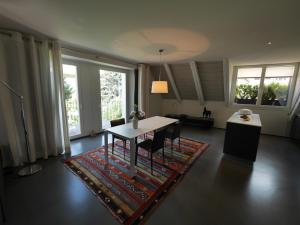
64,136,208,225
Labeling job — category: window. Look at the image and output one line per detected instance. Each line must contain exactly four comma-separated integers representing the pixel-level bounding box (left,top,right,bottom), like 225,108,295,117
100,69,126,129
234,64,296,107
261,66,294,106
235,67,262,105
63,64,82,137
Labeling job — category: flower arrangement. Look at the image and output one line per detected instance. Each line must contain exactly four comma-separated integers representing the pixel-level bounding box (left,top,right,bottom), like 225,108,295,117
129,104,145,120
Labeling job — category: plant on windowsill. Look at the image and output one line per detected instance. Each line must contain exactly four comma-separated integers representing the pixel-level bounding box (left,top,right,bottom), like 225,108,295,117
129,104,145,129
235,84,258,104
235,83,288,106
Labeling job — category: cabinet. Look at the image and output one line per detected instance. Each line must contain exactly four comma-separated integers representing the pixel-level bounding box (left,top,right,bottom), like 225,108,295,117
223,113,261,162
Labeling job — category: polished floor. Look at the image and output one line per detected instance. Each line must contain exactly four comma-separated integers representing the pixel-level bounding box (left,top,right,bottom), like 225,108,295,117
3,127,300,225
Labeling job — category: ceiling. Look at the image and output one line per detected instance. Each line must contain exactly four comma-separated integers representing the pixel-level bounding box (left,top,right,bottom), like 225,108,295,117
1,0,300,64
151,61,224,101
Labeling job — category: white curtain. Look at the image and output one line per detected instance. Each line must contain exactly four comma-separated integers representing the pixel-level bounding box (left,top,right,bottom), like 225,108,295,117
289,65,300,119
0,30,70,167
138,64,151,117
138,64,163,118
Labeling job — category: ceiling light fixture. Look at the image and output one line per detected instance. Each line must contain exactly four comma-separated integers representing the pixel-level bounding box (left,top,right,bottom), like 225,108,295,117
267,41,272,45
151,49,168,94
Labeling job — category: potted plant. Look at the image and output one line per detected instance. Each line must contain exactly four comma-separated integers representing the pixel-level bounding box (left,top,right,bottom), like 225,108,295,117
129,104,145,129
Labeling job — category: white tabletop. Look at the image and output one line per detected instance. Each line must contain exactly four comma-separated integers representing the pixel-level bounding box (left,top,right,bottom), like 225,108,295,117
227,112,262,127
105,116,178,139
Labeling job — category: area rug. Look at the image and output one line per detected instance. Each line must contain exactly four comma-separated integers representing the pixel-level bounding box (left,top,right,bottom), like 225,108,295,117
64,137,208,225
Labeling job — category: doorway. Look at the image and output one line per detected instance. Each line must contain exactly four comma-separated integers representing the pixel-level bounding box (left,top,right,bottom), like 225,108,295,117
63,64,82,138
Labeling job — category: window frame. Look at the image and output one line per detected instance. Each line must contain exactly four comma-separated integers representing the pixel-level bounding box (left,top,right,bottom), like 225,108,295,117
230,63,299,110
99,65,130,131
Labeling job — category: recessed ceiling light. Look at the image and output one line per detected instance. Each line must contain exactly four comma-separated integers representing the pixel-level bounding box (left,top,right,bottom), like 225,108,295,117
267,41,272,45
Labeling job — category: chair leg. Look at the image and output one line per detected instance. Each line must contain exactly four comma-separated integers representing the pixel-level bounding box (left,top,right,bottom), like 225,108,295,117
178,137,181,150
162,146,165,162
171,139,173,156
135,147,139,165
123,140,126,159
0,198,6,223
150,152,153,175
112,136,115,155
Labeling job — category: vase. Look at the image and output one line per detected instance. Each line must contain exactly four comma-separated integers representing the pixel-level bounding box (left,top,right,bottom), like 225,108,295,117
132,116,138,129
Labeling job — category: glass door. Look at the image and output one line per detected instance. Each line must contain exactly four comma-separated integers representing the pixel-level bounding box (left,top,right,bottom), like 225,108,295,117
63,64,82,138
100,69,126,129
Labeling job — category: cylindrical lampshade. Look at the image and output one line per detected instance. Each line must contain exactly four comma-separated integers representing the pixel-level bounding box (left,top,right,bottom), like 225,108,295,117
151,81,168,93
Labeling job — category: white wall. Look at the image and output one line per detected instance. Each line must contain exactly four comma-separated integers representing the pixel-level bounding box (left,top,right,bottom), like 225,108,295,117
162,99,290,136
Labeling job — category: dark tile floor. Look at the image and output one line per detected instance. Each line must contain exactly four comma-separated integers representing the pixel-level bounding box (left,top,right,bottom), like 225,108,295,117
3,127,300,225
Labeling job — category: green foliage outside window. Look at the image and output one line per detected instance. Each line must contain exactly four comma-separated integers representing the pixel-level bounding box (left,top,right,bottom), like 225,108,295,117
100,70,124,121
64,79,74,101
235,82,289,105
236,84,258,100
262,82,288,101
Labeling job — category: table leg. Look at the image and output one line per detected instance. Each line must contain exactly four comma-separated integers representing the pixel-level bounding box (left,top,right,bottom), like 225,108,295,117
129,138,137,178
104,131,109,163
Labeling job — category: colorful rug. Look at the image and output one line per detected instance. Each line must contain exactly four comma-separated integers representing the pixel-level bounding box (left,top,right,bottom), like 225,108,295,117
64,136,208,225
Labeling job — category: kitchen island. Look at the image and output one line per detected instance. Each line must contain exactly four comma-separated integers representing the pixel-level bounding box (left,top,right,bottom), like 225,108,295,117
223,112,262,162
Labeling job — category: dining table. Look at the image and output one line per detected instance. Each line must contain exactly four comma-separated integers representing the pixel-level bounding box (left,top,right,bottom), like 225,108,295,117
104,116,178,177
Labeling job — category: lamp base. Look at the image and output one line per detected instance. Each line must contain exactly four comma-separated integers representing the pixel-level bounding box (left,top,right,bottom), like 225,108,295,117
18,164,42,176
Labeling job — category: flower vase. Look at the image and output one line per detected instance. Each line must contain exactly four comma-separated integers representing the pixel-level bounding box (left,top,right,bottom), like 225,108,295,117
132,116,138,129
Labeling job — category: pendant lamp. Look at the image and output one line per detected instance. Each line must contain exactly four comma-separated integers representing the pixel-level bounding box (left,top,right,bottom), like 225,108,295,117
151,49,168,94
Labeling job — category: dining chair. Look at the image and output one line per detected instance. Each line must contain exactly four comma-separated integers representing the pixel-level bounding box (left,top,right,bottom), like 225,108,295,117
110,118,126,159
135,129,166,174
165,122,181,155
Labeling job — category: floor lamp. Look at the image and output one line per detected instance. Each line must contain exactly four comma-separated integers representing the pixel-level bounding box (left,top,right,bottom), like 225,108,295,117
0,80,42,176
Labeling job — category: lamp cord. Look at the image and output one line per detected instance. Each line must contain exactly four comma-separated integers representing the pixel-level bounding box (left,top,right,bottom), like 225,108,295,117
158,49,163,81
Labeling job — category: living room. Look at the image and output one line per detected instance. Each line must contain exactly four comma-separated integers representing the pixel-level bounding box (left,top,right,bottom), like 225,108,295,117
0,1,300,225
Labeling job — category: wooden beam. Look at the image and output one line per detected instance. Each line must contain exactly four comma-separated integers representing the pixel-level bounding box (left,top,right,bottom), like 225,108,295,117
163,64,181,103
189,61,205,105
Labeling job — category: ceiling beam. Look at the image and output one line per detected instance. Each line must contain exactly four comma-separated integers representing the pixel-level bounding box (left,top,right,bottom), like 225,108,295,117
189,61,205,105
163,64,181,103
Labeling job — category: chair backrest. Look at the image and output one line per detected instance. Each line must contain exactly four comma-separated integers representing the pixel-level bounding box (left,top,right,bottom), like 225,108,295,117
151,129,167,152
110,118,125,127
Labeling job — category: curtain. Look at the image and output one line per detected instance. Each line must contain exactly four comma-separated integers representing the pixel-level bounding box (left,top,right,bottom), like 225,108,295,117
138,64,162,117
0,30,70,167
289,65,300,119
138,64,150,117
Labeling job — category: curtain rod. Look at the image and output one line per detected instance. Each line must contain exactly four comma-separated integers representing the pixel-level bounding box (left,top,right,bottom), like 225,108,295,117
61,47,137,69
0,29,53,44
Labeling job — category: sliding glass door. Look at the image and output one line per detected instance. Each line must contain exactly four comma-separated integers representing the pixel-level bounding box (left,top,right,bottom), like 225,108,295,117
100,69,126,129
63,64,82,138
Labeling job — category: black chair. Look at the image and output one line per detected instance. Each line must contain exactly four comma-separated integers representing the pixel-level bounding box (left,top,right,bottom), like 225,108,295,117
135,129,166,174
110,118,126,159
0,149,5,223
165,122,181,155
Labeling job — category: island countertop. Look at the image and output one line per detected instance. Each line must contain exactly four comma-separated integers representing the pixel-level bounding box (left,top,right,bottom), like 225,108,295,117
227,112,262,127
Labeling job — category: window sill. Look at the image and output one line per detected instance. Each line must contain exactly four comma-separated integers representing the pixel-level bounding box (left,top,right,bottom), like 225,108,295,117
231,103,290,112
